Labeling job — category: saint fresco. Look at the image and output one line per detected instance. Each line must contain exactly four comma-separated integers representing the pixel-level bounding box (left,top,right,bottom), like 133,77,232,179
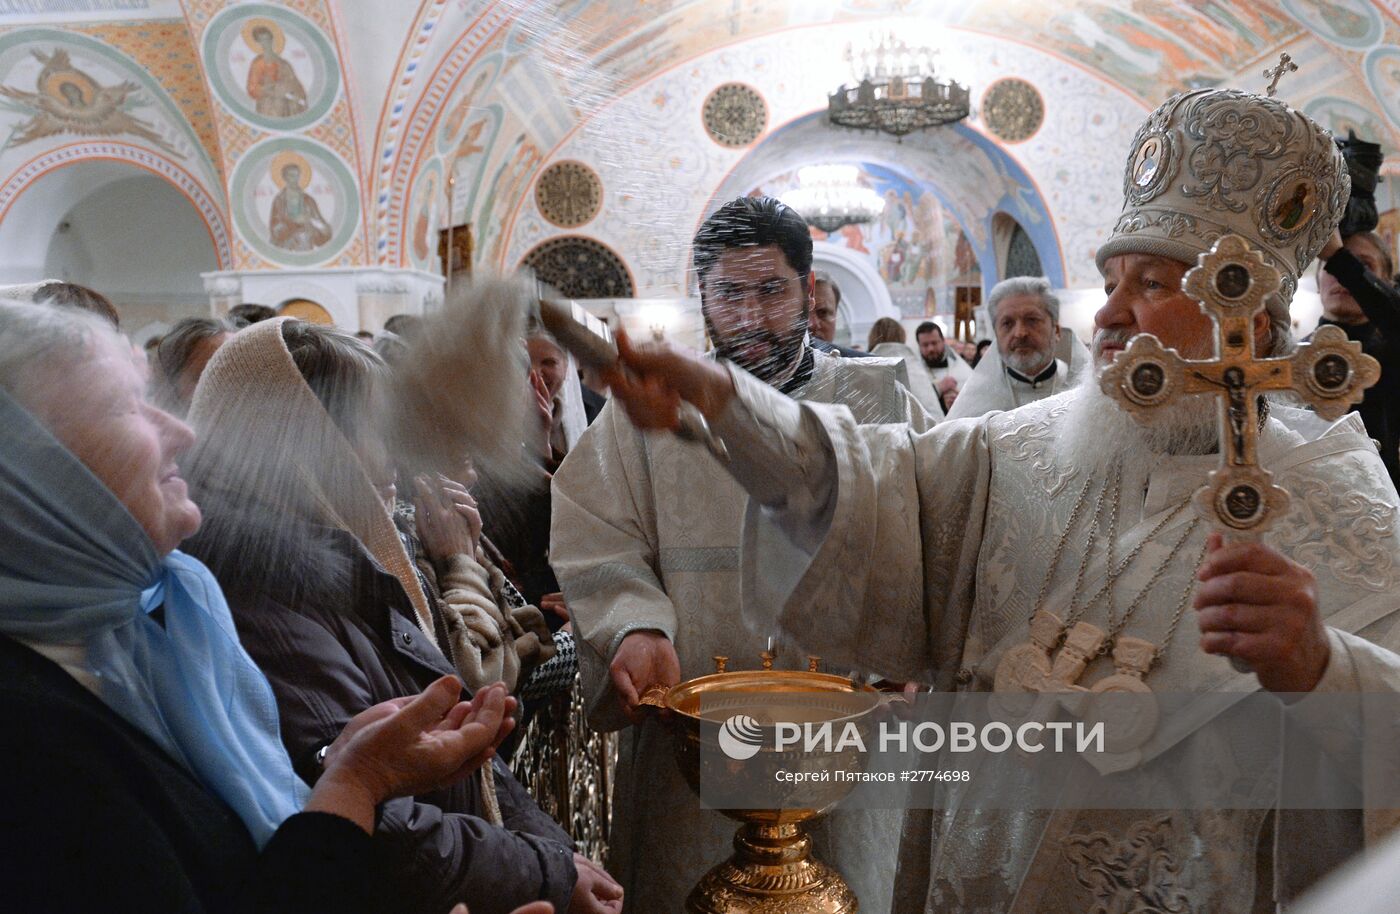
267,151,332,253
243,19,307,119
0,48,180,156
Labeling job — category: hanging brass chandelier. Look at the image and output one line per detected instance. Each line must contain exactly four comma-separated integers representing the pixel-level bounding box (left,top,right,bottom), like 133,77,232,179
828,34,970,139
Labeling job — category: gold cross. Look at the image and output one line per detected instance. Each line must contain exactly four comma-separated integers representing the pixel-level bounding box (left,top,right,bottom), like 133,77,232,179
1263,53,1298,98
1101,235,1379,537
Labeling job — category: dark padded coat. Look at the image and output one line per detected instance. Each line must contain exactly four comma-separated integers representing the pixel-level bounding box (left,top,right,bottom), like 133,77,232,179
221,527,578,914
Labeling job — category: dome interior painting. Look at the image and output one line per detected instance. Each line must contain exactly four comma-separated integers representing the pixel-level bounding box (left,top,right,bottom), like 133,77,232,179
0,0,1394,336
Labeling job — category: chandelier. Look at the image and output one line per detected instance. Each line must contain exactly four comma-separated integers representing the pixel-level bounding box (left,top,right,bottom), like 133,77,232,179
779,165,886,233
828,34,970,139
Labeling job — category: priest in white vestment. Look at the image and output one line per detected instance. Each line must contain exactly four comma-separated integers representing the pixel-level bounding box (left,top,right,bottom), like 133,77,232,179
946,276,1088,419
914,320,972,393
598,89,1400,912
551,196,934,913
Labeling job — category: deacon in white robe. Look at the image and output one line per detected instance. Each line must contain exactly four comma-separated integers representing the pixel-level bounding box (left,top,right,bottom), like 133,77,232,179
551,195,934,914
914,320,973,390
946,276,1089,419
599,88,1400,912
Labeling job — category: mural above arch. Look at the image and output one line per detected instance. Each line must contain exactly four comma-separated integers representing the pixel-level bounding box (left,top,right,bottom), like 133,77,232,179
0,29,211,170
201,3,340,132
408,157,444,273
229,137,359,268
1281,0,1383,50
1364,46,1400,131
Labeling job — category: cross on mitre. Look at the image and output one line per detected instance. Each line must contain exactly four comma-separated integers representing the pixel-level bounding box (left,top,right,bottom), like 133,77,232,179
1101,234,1380,538
1263,53,1298,98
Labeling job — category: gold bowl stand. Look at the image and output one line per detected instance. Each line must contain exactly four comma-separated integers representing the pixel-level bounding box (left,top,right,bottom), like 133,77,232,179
642,657,881,914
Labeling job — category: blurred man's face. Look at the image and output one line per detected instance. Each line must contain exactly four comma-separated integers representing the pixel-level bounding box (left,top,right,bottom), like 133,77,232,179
917,328,946,364
703,245,810,385
993,295,1059,377
809,282,838,343
526,336,567,399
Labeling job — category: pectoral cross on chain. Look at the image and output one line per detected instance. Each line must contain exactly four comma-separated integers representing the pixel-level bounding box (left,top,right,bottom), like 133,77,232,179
1101,234,1379,538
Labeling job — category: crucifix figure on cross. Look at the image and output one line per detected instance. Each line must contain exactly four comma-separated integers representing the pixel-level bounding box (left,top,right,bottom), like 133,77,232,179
1101,234,1379,540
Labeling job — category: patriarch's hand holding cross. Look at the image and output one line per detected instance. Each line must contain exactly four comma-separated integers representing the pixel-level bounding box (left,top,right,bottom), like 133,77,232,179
1102,234,1378,692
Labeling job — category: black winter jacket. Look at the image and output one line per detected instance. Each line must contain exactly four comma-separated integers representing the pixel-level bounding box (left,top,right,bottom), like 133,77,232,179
0,635,387,914
219,527,578,914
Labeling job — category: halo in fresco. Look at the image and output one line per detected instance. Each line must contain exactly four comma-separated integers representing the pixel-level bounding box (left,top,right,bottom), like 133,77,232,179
0,31,198,160
1281,0,1382,50
201,3,339,131
1364,47,1400,131
408,158,445,271
230,137,358,266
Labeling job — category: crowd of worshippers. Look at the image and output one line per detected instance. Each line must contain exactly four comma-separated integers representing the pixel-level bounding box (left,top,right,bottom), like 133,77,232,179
3,85,1400,914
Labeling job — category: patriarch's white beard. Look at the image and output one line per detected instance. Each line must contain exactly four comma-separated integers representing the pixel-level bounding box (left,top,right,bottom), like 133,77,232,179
1058,331,1219,477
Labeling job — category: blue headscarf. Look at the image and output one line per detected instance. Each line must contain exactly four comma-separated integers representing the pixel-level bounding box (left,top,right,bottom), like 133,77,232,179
0,386,308,848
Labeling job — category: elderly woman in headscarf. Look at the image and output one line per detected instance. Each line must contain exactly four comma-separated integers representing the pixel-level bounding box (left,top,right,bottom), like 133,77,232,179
0,301,514,913
181,318,620,914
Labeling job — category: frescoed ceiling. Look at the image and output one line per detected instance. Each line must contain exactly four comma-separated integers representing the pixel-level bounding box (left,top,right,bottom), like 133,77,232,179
0,1,1395,291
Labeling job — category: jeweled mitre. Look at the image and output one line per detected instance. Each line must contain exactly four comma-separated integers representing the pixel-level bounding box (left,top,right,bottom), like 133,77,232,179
1096,88,1350,319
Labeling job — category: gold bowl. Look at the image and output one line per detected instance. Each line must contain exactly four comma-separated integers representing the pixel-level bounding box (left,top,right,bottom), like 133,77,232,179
643,660,881,914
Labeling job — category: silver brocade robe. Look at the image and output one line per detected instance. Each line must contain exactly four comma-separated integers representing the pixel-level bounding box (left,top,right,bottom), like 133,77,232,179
714,367,1400,913
551,348,934,913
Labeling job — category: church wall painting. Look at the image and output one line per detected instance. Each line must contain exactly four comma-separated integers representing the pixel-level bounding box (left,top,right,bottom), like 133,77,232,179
402,48,509,274
0,29,208,170
1363,46,1400,132
754,162,953,320
747,157,1020,323
435,53,504,159
200,3,339,132
0,26,226,265
229,137,358,268
444,104,504,244
476,132,544,269
408,157,443,273
0,47,181,157
1280,0,1385,51
1304,94,1396,157
500,23,1115,297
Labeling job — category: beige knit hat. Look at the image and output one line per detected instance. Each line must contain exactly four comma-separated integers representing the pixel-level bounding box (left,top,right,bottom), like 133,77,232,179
1096,88,1349,322
188,317,437,642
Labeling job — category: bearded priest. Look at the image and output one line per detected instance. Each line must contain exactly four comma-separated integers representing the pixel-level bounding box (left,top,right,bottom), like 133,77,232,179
550,195,934,912
601,88,1400,913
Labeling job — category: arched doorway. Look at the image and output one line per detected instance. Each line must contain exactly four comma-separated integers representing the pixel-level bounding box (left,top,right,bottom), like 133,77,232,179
0,160,219,340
